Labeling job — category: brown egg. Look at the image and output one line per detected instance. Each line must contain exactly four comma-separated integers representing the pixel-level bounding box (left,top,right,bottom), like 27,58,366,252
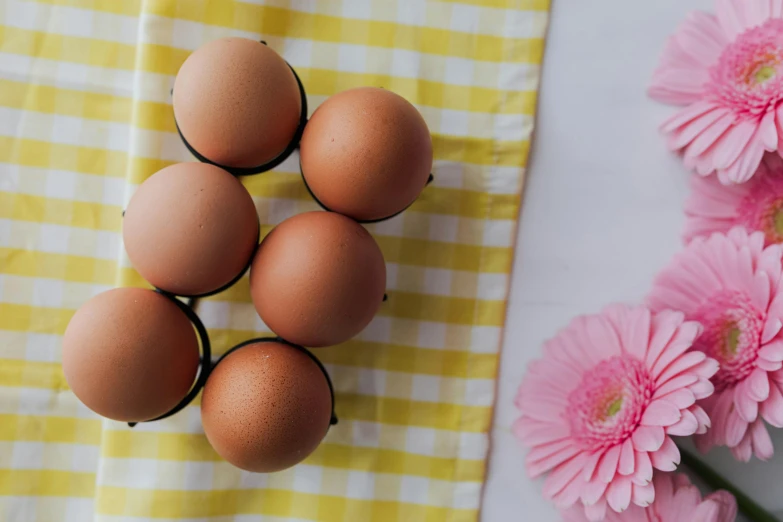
62,288,200,422
250,211,386,347
201,341,332,472
299,87,433,221
173,37,302,168
123,162,259,296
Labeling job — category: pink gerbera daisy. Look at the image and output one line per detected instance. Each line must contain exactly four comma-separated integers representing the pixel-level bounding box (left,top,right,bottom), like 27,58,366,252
515,305,718,521
649,0,783,183
560,473,737,522
684,153,783,244
649,228,783,461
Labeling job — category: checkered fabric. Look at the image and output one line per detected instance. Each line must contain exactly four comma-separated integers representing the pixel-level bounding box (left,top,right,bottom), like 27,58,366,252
0,0,549,520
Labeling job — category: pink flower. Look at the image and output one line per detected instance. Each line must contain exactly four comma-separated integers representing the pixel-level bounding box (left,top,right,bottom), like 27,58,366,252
560,473,737,522
649,228,783,461
515,305,718,521
684,153,783,244
649,0,783,183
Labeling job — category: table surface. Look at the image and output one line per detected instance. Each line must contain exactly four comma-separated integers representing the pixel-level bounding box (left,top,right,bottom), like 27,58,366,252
483,0,780,520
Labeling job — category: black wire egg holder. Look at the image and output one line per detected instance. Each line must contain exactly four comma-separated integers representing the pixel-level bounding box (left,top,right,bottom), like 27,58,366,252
217,336,338,427
174,41,308,177
131,40,437,427
123,214,340,428
175,40,434,224
128,292,339,429
300,166,435,224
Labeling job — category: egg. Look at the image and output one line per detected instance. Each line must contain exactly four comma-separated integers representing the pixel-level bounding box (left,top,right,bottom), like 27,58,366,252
173,37,302,169
249,211,386,347
201,341,332,472
62,288,200,422
299,87,433,221
123,162,259,296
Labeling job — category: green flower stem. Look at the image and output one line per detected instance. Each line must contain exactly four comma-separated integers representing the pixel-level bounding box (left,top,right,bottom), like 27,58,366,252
677,444,779,522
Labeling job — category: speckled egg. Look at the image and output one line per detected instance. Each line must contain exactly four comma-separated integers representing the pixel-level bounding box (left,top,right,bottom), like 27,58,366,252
123,162,259,296
173,37,302,168
200,341,332,472
62,287,200,422
249,211,386,347
299,87,433,221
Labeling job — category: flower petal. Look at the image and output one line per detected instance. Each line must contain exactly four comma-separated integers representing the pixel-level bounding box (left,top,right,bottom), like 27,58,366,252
750,271,772,315
751,419,774,461
705,491,739,522
655,373,700,397
651,69,710,106
650,437,680,471
669,107,733,150
583,500,607,522
684,112,736,160
518,393,568,421
581,479,608,506
734,383,759,423
758,241,783,288
552,476,584,509
583,313,623,358
659,388,696,409
666,483,703,520
767,290,783,320
709,392,733,445
596,445,622,483
725,133,766,183
645,310,686,368
603,304,650,361
689,378,715,400
631,481,655,508
692,357,720,380
650,12,726,102
757,357,783,372
654,473,677,507
661,101,722,133
581,450,604,482
760,108,779,151
542,454,588,499
526,440,582,478
641,400,682,427
761,319,783,345
741,0,780,29
748,368,771,402
606,477,632,513
651,323,701,379
716,0,754,38
632,451,653,486
632,425,665,452
690,405,712,434
731,432,753,462
713,118,758,169
513,419,570,447
654,351,706,385
726,406,750,447
666,408,699,436
761,382,783,427
759,339,783,362
618,439,635,476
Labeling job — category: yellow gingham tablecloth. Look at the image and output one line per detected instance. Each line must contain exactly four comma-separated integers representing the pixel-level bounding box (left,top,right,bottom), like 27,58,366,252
0,1,549,520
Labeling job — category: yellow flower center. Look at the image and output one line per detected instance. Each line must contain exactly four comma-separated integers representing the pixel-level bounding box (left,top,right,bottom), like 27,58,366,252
755,65,777,83
605,396,624,418
593,390,624,422
725,325,741,356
